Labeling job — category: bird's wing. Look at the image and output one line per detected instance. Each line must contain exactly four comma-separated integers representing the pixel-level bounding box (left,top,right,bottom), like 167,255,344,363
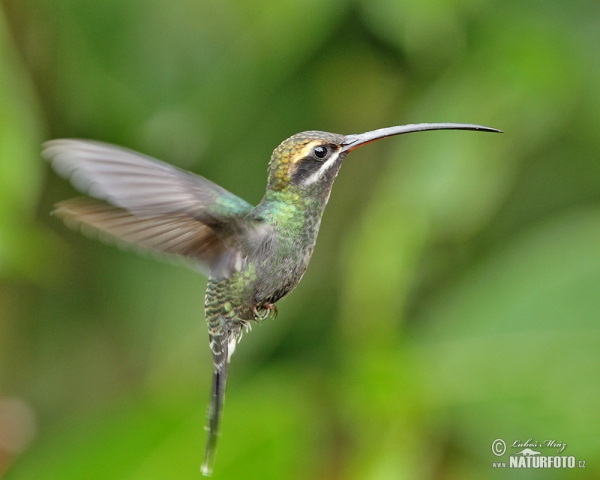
43,139,263,276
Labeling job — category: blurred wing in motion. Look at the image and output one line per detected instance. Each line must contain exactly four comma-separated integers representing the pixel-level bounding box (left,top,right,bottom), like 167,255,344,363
43,139,258,276
54,198,232,274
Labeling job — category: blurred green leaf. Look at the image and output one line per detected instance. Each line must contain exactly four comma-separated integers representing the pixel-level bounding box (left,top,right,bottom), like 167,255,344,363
0,7,48,281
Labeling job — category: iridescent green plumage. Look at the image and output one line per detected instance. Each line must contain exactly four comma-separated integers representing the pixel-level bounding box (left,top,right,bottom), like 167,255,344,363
43,123,500,475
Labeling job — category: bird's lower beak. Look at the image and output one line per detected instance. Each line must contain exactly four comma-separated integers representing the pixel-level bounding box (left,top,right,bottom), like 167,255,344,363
340,123,502,153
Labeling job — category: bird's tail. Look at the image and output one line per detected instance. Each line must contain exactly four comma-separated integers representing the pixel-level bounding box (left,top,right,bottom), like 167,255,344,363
201,354,228,476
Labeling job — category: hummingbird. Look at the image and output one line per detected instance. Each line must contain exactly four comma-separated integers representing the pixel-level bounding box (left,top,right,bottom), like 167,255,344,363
42,122,500,475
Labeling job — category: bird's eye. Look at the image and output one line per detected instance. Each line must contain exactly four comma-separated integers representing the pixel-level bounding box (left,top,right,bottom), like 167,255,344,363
314,146,328,159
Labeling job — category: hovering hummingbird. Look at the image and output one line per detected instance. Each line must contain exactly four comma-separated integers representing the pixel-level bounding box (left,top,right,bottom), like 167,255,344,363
43,122,500,475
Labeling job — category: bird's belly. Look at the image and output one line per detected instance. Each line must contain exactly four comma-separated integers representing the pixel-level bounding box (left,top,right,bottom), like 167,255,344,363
252,247,312,306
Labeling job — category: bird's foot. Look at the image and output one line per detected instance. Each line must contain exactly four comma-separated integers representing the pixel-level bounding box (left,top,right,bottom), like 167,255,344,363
263,303,278,319
252,303,278,320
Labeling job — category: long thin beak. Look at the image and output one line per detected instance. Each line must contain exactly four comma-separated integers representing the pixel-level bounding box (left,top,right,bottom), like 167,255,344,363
341,123,502,152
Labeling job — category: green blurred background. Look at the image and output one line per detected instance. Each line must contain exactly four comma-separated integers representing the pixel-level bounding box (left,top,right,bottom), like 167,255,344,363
1,0,600,478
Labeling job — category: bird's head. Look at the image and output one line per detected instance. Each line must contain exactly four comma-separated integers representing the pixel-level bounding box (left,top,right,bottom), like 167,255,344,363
267,131,346,192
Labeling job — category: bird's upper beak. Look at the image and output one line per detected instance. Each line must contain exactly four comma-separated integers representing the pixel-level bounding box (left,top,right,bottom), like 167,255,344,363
340,123,502,153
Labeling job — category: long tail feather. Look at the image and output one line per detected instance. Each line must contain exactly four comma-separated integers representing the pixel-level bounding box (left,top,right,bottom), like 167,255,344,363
201,361,228,475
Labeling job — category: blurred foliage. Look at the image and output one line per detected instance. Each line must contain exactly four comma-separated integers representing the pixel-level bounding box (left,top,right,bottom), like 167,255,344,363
1,0,600,478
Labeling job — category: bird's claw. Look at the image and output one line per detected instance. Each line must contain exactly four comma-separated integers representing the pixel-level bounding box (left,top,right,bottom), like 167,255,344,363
264,303,278,319
252,302,278,320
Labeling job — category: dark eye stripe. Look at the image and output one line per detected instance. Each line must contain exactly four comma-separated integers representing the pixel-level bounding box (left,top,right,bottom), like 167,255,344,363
290,145,338,184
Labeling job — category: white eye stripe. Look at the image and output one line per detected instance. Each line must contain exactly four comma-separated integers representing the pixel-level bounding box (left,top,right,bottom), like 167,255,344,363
302,150,341,186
